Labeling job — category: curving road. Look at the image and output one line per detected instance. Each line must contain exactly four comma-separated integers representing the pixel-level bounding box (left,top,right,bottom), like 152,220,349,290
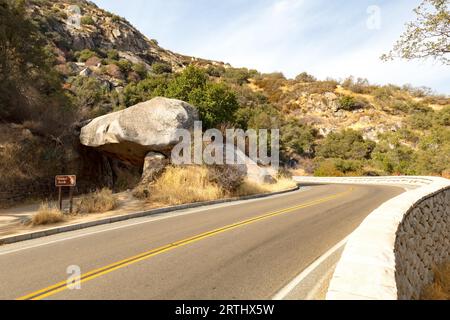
0,184,403,300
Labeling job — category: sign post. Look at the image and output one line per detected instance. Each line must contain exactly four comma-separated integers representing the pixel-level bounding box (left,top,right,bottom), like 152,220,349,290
55,175,77,213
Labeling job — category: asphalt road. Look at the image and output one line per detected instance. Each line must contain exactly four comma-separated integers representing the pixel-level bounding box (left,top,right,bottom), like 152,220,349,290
0,184,403,300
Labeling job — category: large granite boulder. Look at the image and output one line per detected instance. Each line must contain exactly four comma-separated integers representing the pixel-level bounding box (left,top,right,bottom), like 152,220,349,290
224,144,276,184
80,97,199,165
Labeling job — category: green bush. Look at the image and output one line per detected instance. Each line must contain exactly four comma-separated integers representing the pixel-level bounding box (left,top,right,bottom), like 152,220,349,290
223,68,256,85
281,118,316,155
115,59,132,73
107,49,119,61
317,129,376,160
123,75,170,106
295,72,316,83
434,107,450,126
371,142,417,175
81,15,95,25
151,62,172,74
165,65,207,101
338,95,367,111
68,76,110,115
132,63,148,79
190,82,240,129
314,158,364,177
314,160,344,177
206,65,226,77
341,77,373,94
74,49,97,62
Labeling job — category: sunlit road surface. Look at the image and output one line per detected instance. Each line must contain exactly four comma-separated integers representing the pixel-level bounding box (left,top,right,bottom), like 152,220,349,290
0,184,403,300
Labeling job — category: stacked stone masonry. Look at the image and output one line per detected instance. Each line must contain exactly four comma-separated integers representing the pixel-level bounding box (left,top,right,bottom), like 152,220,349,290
294,176,450,300
395,188,450,300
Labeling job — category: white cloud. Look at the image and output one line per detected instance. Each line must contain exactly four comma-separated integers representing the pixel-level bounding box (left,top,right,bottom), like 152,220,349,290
94,0,449,94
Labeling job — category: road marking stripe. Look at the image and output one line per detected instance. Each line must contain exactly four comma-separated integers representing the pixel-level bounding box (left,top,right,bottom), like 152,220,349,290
17,188,353,300
305,266,337,300
272,236,349,300
0,188,312,256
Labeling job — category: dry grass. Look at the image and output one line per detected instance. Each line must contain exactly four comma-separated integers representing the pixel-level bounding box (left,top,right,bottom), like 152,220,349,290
421,262,450,300
150,166,224,205
235,178,298,197
137,165,297,206
75,188,118,214
31,203,65,226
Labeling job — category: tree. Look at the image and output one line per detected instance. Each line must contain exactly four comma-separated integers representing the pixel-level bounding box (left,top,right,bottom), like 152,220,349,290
165,65,208,102
190,82,239,129
317,129,376,160
295,72,316,83
280,118,316,155
382,0,450,64
0,0,73,133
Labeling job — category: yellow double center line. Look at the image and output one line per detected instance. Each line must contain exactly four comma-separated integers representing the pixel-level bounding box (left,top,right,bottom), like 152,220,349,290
17,187,353,300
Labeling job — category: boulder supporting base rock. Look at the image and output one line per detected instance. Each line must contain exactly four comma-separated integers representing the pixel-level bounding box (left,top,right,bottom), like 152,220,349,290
141,152,169,185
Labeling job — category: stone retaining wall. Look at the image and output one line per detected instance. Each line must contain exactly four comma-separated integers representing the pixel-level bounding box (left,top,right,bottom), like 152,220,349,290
395,188,449,300
294,176,450,300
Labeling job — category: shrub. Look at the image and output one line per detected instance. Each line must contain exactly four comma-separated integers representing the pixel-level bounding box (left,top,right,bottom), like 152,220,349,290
373,86,394,101
313,158,363,177
314,160,344,177
295,72,316,83
303,80,339,94
281,118,316,155
337,95,365,111
111,14,121,23
408,113,434,130
223,67,255,85
32,203,65,226
191,82,240,128
68,76,108,109
123,75,169,106
81,15,95,25
207,165,245,193
165,65,208,100
107,49,119,61
74,49,97,62
371,141,417,175
132,63,148,78
115,59,132,73
341,77,373,94
151,62,172,74
434,107,450,126
75,188,118,214
316,129,376,160
206,65,225,77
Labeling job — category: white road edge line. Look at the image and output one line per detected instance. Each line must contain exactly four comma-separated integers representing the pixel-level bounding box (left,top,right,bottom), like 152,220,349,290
304,265,337,300
0,187,310,256
272,236,350,300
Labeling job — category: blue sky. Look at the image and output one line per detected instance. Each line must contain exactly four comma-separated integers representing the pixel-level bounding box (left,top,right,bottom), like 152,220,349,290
93,0,449,94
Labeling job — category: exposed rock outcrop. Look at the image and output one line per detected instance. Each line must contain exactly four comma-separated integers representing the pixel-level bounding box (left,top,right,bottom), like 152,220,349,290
141,152,169,185
80,97,199,165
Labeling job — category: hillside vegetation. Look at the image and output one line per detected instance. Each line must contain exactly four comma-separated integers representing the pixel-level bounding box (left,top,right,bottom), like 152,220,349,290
0,0,449,199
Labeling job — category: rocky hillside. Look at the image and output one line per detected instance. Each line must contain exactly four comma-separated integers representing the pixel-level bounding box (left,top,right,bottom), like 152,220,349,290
0,0,449,206
28,0,226,69
23,0,449,141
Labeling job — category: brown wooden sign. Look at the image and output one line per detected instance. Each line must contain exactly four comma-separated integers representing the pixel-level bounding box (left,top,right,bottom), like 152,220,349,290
55,175,77,187
55,175,76,214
